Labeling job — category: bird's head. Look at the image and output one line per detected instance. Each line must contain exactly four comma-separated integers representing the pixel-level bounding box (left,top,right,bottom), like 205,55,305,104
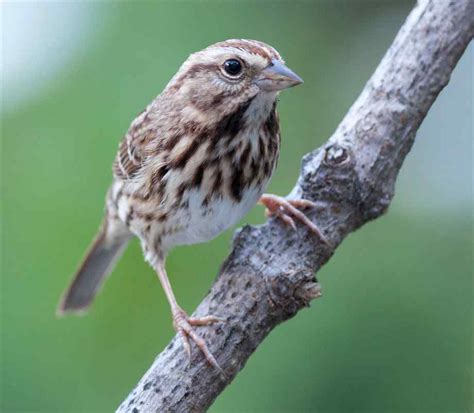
165,39,303,122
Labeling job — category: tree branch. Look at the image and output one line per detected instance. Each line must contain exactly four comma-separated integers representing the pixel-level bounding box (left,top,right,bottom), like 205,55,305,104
118,1,473,411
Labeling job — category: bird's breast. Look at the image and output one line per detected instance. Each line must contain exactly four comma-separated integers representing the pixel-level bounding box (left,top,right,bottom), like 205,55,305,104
114,100,281,255
160,183,265,250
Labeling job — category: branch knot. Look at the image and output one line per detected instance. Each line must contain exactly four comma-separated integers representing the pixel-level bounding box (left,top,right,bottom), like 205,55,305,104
324,144,350,166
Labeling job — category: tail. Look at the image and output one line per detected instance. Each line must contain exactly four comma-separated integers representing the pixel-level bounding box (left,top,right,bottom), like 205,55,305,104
57,219,131,315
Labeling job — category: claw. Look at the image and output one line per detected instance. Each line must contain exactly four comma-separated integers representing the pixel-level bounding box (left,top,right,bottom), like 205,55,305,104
276,209,297,231
187,329,224,376
172,308,225,375
259,194,331,246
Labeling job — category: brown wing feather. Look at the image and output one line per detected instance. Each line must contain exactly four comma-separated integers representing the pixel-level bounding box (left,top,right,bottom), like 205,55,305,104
113,135,143,180
113,110,153,181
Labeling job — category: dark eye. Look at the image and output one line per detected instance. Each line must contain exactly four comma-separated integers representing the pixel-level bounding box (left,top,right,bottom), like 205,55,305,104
223,59,242,76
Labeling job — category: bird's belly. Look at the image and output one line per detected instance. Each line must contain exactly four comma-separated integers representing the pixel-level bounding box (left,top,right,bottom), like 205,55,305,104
162,185,264,250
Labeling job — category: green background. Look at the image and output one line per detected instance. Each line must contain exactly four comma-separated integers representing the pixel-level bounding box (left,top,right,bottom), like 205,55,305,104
1,1,472,412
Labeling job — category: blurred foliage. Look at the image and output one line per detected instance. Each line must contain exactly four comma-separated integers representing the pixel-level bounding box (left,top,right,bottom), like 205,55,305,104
1,1,472,412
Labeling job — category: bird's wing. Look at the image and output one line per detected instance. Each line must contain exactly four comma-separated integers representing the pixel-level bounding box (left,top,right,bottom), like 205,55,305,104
113,110,154,181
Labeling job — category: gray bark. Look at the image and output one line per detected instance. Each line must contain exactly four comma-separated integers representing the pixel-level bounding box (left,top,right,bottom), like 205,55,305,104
118,1,473,411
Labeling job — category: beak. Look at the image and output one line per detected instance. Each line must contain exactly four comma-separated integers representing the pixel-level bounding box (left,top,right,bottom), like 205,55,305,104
255,59,303,91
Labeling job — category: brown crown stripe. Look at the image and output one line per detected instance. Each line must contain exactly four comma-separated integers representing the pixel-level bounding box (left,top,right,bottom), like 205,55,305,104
210,40,276,61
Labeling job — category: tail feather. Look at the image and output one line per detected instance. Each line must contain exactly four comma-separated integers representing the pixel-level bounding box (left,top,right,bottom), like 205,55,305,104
57,223,130,315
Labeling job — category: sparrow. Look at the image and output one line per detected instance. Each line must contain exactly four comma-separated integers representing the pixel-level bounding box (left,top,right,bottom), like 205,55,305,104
58,39,327,371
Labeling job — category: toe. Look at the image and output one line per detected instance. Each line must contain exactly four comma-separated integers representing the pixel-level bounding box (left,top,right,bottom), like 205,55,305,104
187,329,224,375
281,201,331,245
188,315,225,326
172,310,225,375
260,194,331,246
277,210,297,231
178,329,192,360
288,199,317,209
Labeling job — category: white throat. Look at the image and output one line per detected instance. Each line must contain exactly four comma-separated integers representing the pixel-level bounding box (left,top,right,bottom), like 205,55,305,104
244,91,278,129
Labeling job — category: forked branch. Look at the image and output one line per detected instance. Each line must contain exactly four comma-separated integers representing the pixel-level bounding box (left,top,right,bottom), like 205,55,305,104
118,1,473,411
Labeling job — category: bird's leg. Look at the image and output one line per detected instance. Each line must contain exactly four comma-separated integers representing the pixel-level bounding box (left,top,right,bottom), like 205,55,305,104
154,259,223,373
258,194,330,246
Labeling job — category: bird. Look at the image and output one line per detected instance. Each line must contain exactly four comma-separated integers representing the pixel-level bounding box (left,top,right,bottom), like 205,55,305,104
58,39,327,371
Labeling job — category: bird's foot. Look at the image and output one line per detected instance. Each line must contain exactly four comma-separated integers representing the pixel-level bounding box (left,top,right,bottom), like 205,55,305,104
172,307,224,374
259,194,330,246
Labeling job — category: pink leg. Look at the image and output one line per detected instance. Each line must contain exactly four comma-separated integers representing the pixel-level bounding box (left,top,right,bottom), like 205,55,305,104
155,260,224,374
259,194,330,246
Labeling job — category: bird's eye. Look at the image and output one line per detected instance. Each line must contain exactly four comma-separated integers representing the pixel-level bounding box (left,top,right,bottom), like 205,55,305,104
223,59,242,76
